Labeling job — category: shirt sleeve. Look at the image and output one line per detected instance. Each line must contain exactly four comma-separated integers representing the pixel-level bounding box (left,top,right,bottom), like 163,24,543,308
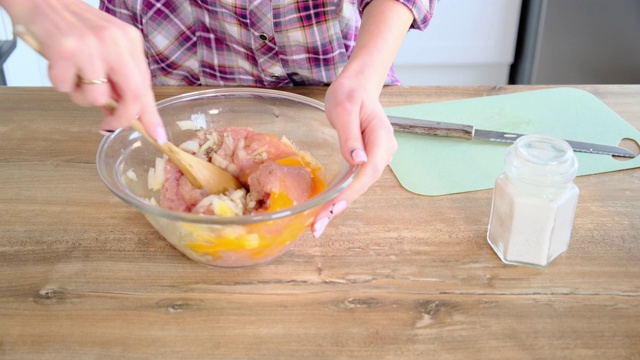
100,0,141,31
358,0,437,31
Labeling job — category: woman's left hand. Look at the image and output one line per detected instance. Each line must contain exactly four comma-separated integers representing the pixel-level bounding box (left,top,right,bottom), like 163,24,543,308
311,76,397,238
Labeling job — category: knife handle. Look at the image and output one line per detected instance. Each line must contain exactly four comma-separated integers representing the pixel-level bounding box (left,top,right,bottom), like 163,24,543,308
388,115,474,140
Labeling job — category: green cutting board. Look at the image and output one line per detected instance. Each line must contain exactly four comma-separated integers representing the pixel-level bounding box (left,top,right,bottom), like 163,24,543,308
386,88,640,196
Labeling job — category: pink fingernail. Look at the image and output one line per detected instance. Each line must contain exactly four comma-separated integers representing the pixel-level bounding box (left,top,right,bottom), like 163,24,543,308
154,128,168,145
351,149,368,163
99,129,115,136
312,217,330,239
330,200,347,216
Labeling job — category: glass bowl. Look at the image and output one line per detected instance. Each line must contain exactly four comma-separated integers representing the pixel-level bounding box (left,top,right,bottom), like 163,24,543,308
97,88,357,267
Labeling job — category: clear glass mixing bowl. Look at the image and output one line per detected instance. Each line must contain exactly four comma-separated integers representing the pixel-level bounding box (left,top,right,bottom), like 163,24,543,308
97,88,357,267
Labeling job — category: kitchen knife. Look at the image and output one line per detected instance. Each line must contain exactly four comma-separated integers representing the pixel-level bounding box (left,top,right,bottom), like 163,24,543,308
388,115,637,158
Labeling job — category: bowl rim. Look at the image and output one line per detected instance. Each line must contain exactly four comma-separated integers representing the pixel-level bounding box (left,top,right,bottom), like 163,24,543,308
96,88,358,225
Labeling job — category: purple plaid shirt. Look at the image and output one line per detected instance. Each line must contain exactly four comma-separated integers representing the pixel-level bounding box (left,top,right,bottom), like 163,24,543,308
100,0,436,86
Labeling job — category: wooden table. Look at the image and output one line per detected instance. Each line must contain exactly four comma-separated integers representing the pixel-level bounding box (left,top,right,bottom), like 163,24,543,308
0,86,638,359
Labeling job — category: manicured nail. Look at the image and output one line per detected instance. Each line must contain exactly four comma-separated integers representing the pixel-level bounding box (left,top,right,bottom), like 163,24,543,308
100,129,115,136
330,200,347,216
312,217,330,239
154,128,168,145
351,148,368,163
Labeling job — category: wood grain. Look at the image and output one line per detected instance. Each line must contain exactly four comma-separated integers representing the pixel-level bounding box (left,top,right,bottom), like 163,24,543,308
0,86,638,359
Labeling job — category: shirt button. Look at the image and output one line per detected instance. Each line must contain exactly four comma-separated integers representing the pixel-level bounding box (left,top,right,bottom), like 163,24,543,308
258,33,269,42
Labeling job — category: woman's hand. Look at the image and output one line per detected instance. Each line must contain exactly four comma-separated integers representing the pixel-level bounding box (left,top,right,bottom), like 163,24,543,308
309,0,414,238
311,77,397,238
2,0,166,142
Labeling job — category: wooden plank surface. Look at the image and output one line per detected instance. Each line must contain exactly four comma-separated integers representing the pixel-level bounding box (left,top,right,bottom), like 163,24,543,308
0,86,638,359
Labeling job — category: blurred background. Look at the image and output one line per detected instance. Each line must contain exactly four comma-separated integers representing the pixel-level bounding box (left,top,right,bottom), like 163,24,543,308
1,0,639,87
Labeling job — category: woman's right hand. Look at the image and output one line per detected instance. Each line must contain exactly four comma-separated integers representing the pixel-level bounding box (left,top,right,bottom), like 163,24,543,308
1,0,166,143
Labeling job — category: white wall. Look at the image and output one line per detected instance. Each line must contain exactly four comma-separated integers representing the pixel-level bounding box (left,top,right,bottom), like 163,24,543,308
394,0,522,85
2,0,521,86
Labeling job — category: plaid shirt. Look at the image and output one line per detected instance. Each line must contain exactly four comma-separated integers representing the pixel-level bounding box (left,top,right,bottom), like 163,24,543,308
101,0,436,86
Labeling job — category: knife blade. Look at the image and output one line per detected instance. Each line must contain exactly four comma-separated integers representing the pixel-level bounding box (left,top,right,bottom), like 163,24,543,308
388,115,637,158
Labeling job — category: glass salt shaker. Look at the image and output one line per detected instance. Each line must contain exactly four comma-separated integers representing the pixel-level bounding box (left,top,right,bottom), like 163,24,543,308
487,134,579,268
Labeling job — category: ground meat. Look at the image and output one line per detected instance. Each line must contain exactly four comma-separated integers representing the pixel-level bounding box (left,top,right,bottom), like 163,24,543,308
156,127,319,216
160,161,191,212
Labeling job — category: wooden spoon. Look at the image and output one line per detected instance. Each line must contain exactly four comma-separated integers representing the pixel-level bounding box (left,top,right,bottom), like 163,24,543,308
130,120,242,193
14,25,243,194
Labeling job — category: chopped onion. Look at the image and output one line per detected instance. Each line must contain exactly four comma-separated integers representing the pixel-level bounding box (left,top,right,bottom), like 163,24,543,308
147,157,167,191
210,153,230,169
125,169,138,181
178,140,200,154
176,113,207,130
176,120,197,130
198,132,219,155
